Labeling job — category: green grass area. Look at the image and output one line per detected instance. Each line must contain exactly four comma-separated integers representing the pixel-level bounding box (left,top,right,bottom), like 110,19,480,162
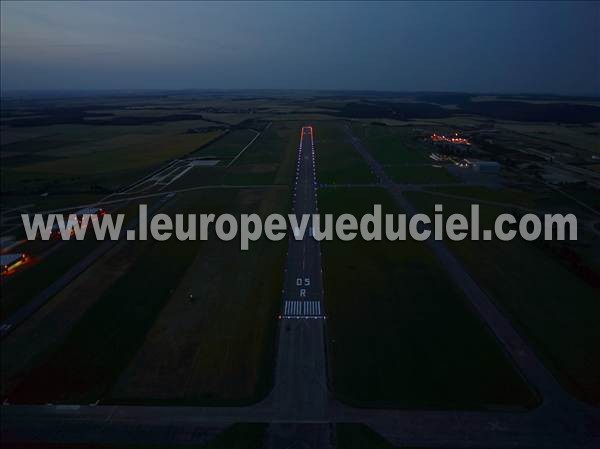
316,122,376,184
6,190,238,403
348,122,457,184
109,188,289,405
230,125,284,166
561,185,600,211
223,122,299,186
0,238,100,321
320,188,536,409
164,165,228,190
386,164,456,184
223,170,279,185
495,122,600,160
2,423,266,449
79,124,299,405
193,129,258,162
12,131,222,175
1,166,149,195
167,122,298,189
425,185,600,223
350,122,432,164
0,198,149,321
406,191,600,405
0,192,105,214
425,185,538,207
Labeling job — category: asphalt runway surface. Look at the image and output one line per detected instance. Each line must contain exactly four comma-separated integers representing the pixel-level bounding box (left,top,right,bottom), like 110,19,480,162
260,126,330,445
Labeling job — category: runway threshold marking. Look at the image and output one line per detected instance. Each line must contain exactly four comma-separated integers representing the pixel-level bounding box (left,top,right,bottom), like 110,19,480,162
282,300,323,319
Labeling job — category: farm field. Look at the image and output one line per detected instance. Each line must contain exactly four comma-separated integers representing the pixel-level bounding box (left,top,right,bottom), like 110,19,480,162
1,117,227,196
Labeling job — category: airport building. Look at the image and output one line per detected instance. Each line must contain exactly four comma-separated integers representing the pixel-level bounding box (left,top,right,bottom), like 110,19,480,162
1,253,27,274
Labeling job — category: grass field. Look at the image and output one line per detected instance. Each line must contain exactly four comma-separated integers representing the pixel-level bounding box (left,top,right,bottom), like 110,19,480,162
316,122,376,184
424,185,538,207
350,123,432,164
165,122,298,189
424,184,600,222
191,129,258,163
320,188,536,409
5,190,238,403
0,231,147,398
348,122,458,185
0,195,153,321
223,122,298,186
0,237,100,321
0,192,105,214
12,131,222,175
495,122,600,159
406,192,600,406
109,188,289,405
386,164,456,184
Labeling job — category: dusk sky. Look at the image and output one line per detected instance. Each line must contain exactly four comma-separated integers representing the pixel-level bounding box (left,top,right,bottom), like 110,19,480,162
1,1,598,95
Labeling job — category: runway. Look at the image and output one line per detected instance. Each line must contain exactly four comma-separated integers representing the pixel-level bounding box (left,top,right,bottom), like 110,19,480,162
257,126,330,446
263,127,328,428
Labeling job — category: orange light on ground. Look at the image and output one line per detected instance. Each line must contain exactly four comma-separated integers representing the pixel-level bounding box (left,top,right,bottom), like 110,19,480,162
0,254,32,277
430,133,470,145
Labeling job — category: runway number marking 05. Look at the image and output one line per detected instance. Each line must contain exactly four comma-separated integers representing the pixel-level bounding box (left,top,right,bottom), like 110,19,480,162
296,277,310,286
